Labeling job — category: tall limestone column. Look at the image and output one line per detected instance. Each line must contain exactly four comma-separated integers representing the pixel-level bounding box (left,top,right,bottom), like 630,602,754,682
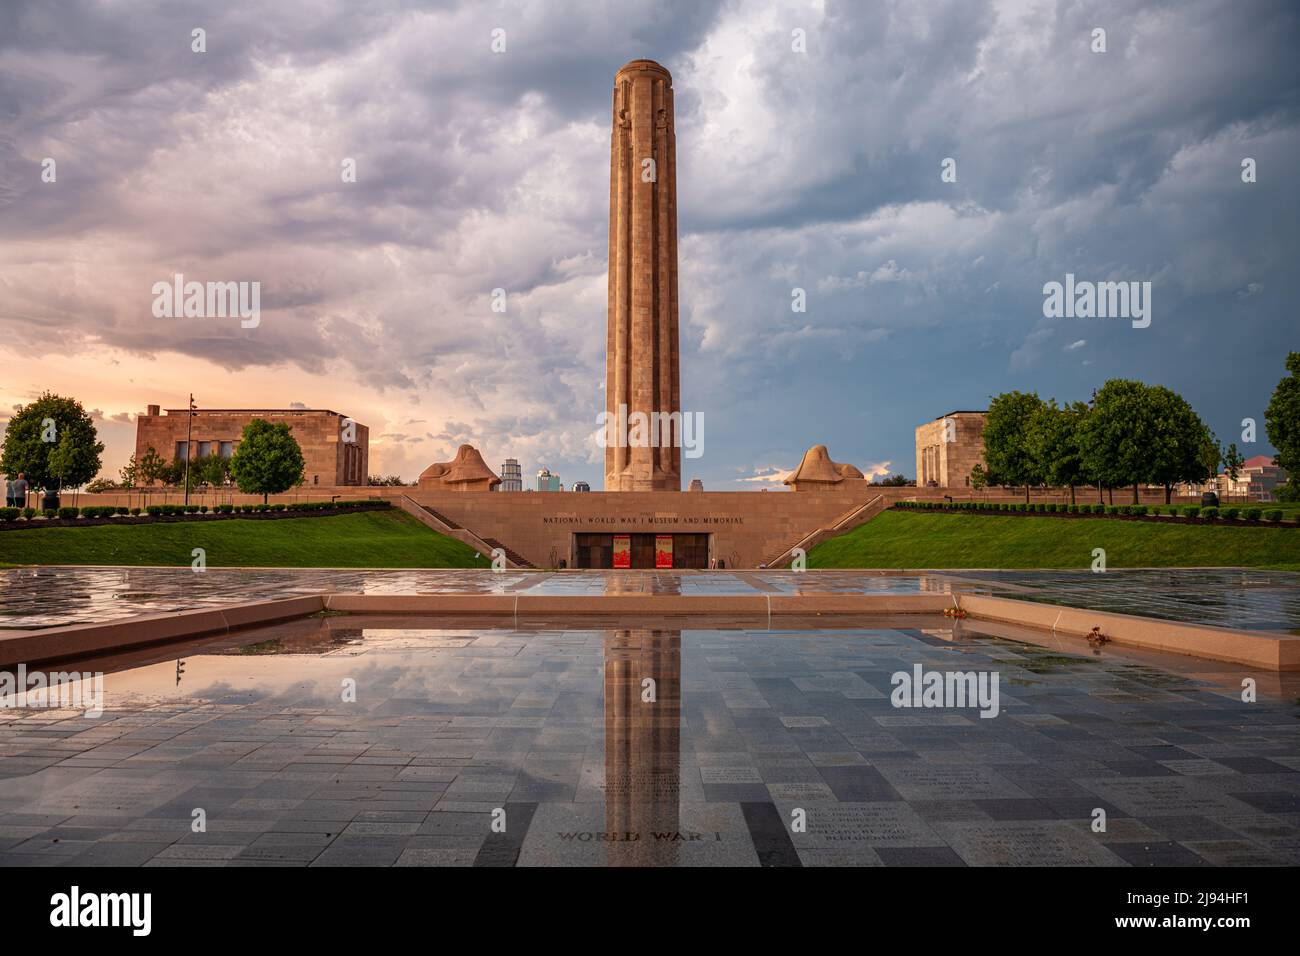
605,59,681,492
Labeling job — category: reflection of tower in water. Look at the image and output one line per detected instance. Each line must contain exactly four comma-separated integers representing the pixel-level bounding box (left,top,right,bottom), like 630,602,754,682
603,629,681,866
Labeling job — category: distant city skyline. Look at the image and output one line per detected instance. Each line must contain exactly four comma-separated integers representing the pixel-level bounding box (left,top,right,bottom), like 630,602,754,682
1,0,1296,489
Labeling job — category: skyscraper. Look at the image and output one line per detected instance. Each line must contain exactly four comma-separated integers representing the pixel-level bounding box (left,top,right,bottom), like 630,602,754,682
536,468,561,492
498,458,523,492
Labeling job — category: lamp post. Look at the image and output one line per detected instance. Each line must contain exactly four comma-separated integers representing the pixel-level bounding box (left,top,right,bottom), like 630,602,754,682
182,394,196,507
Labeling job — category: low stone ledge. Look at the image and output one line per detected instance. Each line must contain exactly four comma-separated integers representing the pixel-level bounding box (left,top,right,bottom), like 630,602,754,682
956,593,1299,671
0,595,325,668
323,594,517,614
5,589,1292,673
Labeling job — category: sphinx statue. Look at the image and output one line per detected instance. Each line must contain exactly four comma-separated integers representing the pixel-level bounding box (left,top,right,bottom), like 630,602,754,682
418,444,501,492
783,445,864,491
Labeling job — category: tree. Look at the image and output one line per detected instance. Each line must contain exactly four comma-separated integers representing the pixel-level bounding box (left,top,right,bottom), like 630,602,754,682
1222,442,1244,502
119,454,138,489
983,391,1046,501
162,458,202,493
196,452,231,488
1027,399,1090,504
969,463,989,495
1265,351,1300,500
1079,380,1157,503
230,419,305,503
0,392,103,491
1144,386,1217,504
876,473,911,487
136,446,169,489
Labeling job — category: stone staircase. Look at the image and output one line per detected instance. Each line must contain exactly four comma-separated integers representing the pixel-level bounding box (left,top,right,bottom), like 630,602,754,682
480,538,537,570
763,494,887,568
420,506,461,530
395,496,535,569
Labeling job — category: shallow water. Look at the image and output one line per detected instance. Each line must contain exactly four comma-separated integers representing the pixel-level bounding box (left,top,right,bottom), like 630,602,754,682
3,567,1299,633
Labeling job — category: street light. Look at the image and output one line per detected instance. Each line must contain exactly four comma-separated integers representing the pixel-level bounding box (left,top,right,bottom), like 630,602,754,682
182,393,196,507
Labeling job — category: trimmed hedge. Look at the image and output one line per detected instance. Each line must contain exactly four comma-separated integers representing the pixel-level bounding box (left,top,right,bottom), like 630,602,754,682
888,499,1293,527
2,498,391,527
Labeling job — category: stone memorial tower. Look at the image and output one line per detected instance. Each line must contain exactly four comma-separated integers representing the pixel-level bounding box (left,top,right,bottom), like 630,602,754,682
604,59,681,492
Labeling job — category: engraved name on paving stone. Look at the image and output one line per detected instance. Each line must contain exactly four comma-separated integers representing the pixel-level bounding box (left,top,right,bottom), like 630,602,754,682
784,803,945,848
935,821,1124,867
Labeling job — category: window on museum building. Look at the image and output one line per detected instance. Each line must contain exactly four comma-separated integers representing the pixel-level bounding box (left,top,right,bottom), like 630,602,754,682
197,441,212,458
175,441,188,461
219,441,233,459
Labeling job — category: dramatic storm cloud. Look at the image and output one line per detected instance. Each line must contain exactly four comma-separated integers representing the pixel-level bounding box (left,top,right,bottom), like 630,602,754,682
1,0,1296,486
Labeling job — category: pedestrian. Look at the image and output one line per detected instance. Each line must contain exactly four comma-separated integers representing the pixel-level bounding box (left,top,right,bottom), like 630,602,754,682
13,473,28,509
4,476,12,508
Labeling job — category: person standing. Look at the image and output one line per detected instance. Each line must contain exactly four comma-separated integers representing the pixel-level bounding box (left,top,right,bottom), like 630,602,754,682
13,473,28,509
4,476,13,508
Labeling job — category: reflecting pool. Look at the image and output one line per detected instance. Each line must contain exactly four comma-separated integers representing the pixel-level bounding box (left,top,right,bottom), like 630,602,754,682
1,618,1297,866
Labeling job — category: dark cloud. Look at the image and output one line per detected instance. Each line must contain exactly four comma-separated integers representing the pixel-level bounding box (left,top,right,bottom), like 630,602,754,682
0,0,1296,486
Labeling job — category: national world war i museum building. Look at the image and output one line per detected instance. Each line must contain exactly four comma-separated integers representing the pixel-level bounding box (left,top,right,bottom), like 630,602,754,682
134,405,369,486
604,59,681,492
914,410,987,488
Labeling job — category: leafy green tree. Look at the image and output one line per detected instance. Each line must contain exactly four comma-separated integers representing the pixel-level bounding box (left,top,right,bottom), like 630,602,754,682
230,419,305,503
1265,351,1300,500
1198,429,1222,495
1027,399,1090,504
1144,386,1217,504
119,454,138,489
0,392,103,491
196,452,231,488
982,391,1046,501
163,458,202,493
969,463,989,494
1079,380,1158,503
1222,442,1244,502
136,446,169,489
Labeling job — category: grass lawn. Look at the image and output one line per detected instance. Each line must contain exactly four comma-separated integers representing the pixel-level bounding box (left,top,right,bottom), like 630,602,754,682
0,510,492,568
809,510,1300,571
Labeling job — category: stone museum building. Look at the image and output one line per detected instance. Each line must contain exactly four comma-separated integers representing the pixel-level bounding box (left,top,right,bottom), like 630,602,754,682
134,405,369,486
914,410,987,488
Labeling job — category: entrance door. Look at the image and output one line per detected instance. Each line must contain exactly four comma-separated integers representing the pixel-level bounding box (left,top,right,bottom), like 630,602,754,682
574,533,710,569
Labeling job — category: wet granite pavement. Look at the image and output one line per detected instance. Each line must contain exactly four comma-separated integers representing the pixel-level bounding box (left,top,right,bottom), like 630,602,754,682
1,620,1297,867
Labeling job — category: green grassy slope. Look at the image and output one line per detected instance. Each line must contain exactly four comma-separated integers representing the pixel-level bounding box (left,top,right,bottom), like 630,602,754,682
809,511,1300,570
0,510,492,568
